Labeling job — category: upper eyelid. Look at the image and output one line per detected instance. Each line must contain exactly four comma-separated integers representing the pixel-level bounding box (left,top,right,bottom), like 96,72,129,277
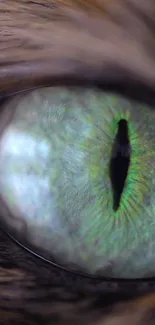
0,61,102,98
0,59,155,106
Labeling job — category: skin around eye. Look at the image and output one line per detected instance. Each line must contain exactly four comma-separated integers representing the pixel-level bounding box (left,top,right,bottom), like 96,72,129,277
0,87,154,279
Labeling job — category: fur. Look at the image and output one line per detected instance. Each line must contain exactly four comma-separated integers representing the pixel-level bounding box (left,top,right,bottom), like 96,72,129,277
0,1,155,324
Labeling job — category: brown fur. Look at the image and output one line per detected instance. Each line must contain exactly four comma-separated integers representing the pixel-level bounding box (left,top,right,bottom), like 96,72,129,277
0,1,155,324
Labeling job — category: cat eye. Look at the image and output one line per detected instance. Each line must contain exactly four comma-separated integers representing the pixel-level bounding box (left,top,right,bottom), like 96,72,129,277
0,86,155,279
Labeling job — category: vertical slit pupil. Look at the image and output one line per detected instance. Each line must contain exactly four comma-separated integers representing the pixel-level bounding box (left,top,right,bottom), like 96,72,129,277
110,119,131,211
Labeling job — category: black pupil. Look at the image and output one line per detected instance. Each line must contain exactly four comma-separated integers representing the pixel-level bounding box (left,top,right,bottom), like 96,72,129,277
110,119,131,211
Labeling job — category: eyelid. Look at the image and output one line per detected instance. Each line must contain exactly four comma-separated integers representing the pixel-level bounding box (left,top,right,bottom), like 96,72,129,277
0,53,151,100
0,59,103,97
0,57,155,109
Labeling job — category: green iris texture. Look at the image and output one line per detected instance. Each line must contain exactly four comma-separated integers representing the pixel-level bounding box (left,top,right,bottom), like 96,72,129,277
0,87,155,278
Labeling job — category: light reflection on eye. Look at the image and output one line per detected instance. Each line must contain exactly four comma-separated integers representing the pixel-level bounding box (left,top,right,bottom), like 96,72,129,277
0,87,155,279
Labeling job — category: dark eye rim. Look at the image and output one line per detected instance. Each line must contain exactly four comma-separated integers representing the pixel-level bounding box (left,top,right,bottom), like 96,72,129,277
0,83,155,295
1,67,155,107
1,222,155,295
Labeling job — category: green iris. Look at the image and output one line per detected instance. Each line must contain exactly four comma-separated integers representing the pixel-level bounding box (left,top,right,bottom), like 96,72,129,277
79,95,154,255
0,87,155,278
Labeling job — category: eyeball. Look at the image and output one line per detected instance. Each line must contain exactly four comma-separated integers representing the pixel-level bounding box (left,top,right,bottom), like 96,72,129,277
0,87,154,279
